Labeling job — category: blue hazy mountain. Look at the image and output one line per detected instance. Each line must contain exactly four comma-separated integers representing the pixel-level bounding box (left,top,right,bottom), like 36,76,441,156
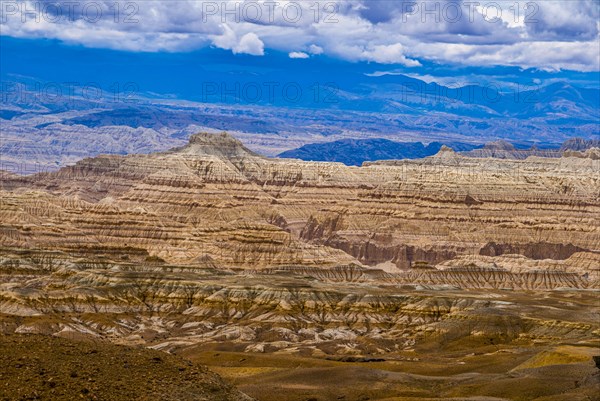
278,139,483,165
278,138,600,166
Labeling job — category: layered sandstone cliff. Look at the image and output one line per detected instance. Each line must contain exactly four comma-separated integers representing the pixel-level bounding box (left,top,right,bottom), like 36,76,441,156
1,132,597,277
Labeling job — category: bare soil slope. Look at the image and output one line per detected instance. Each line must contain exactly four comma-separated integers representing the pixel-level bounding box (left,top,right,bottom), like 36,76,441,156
0,334,252,401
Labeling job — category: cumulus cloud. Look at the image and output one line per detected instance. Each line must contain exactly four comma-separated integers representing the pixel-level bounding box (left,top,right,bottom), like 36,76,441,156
355,0,413,24
289,51,309,59
0,0,598,71
235,32,264,55
360,44,421,66
211,24,264,55
411,40,600,72
524,0,600,40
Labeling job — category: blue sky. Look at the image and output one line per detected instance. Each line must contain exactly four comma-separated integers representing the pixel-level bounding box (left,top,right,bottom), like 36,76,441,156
2,35,599,106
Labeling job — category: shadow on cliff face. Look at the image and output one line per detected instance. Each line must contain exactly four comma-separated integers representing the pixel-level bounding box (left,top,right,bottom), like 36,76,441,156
480,242,590,260
324,236,460,269
300,215,591,268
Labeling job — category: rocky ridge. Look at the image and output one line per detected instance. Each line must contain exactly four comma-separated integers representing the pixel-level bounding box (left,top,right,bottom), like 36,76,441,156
460,138,600,159
1,132,598,274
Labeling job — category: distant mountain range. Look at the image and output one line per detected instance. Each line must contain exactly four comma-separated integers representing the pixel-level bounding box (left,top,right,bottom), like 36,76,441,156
278,138,600,165
278,139,482,165
1,70,598,173
461,138,600,159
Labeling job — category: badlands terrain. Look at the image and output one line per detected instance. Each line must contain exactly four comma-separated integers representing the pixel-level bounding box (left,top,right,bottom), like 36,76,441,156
1,132,599,400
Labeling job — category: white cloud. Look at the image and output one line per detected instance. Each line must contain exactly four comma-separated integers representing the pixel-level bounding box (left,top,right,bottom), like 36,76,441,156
289,51,309,59
308,44,324,55
411,40,600,72
211,24,263,55
0,0,598,71
235,32,264,55
361,44,421,66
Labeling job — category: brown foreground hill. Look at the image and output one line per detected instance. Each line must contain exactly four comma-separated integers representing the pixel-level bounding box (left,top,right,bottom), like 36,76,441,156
0,132,599,400
0,333,252,401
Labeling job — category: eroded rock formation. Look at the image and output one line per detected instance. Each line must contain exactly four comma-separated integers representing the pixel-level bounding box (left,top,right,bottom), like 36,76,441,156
0,132,598,358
